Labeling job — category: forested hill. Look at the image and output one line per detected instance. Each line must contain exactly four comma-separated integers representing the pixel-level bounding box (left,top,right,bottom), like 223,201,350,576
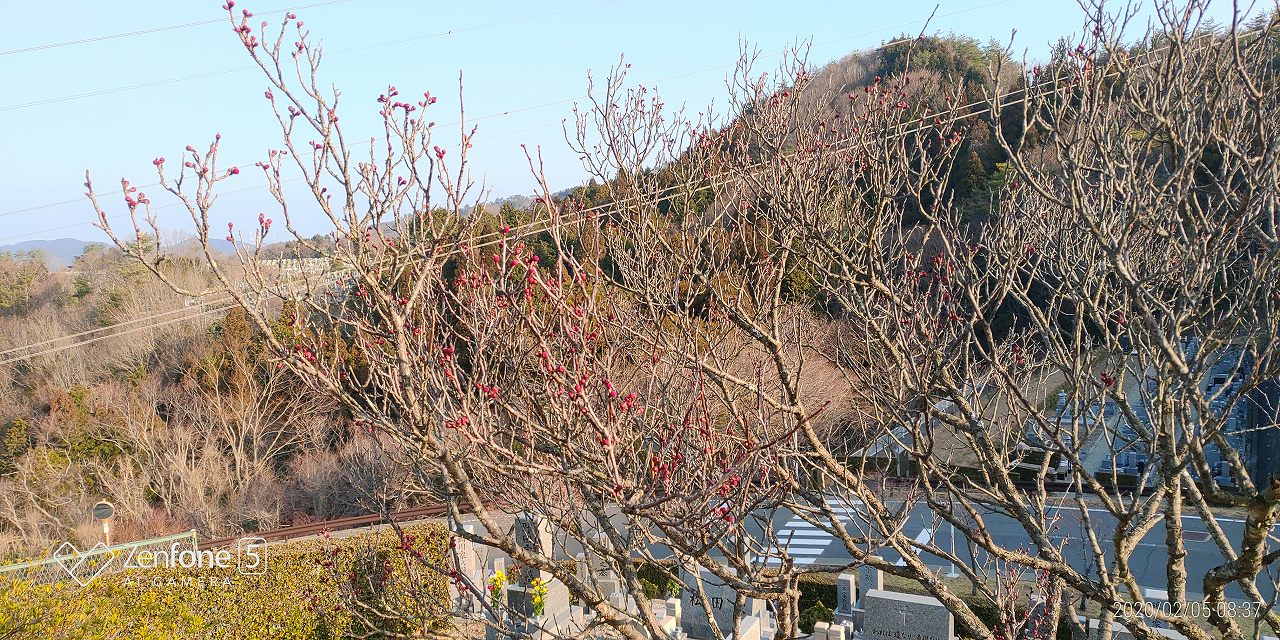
2,29,1258,558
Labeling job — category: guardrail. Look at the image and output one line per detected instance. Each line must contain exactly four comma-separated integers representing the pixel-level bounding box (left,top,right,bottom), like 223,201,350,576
198,504,451,550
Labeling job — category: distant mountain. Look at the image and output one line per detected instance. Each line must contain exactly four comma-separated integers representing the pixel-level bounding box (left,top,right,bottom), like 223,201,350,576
166,237,237,257
462,194,536,216
0,238,99,269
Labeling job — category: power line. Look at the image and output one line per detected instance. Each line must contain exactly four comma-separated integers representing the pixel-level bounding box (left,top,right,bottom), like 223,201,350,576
0,120,561,246
0,2,622,114
0,32,1088,366
0,122,571,362
0,0,1012,224
0,191,599,366
5,0,1203,365
0,0,359,57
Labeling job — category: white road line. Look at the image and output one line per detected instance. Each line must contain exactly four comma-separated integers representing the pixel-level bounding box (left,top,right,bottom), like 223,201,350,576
772,516,837,566
895,528,934,566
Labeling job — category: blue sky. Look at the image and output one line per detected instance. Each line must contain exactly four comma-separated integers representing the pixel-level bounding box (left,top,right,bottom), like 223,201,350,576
0,0,1244,245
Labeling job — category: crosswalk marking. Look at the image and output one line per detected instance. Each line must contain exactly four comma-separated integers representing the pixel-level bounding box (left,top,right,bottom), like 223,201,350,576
767,499,864,566
764,499,933,568
895,528,934,566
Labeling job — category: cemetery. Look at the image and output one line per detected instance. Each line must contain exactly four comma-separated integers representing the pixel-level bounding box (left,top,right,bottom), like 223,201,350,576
447,515,1204,640
453,537,960,640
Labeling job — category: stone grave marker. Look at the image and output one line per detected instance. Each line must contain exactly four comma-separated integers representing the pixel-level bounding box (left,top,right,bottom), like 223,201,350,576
1021,596,1052,639
835,573,856,614
834,572,858,626
507,514,570,629
737,614,762,640
857,563,883,606
451,524,485,611
1140,588,1170,628
1074,619,1187,640
513,513,553,585
862,589,953,640
678,567,767,639
660,597,681,636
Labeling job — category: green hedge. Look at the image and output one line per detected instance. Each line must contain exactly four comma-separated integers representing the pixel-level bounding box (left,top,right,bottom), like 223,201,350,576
798,572,837,612
0,523,451,639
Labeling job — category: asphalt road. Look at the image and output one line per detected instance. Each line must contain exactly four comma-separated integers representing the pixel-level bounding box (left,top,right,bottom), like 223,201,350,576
737,497,1280,604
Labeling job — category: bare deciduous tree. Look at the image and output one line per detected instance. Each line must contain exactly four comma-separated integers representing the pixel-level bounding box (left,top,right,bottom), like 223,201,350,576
91,1,1280,639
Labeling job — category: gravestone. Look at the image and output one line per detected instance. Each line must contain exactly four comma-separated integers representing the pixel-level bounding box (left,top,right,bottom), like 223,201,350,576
451,524,485,612
857,563,883,605
835,573,856,614
1074,619,1187,640
1140,588,1170,629
737,615,762,640
507,515,570,634
575,550,622,599
659,598,681,636
513,513,554,586
1021,596,1052,639
834,572,857,626
678,567,767,639
813,620,850,640
862,589,953,640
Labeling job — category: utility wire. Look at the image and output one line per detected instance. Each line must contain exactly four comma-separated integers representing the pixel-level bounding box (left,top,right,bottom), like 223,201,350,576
0,0,358,57
0,1,622,114
0,0,1010,223
0,121,561,245
0,29,1172,366
4,4,1232,365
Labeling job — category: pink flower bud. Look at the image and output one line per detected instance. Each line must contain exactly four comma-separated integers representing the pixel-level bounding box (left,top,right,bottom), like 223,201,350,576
153,157,165,166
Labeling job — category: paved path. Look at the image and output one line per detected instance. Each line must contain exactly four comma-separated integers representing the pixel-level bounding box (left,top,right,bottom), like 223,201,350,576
752,497,1278,603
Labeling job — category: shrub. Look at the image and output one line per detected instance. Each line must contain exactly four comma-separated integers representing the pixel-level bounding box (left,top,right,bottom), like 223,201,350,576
636,562,679,599
797,573,836,613
799,600,834,633
0,522,451,639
